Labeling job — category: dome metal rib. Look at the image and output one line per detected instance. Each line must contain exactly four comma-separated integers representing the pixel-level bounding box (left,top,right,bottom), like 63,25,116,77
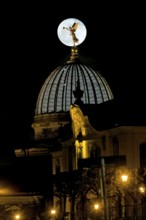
35,63,114,115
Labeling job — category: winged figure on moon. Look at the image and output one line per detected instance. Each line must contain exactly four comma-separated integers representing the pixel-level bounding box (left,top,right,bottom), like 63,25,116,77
63,22,79,46
57,18,87,47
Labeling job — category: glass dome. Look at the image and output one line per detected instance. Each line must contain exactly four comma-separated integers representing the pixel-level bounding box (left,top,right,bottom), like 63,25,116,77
35,62,114,115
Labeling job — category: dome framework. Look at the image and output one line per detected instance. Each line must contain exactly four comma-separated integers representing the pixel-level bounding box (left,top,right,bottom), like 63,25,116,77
36,62,113,115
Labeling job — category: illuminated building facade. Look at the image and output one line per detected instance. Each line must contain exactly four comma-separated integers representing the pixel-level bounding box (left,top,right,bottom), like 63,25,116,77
0,18,146,219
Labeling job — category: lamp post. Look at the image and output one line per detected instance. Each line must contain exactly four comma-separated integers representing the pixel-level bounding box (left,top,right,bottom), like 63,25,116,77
94,203,100,220
50,209,56,220
139,185,146,218
94,204,99,210
14,214,21,219
121,174,128,218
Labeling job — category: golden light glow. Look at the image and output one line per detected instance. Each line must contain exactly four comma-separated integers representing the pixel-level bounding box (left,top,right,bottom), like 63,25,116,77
139,186,145,193
94,204,99,210
121,175,128,182
51,209,56,215
15,215,20,219
0,187,13,195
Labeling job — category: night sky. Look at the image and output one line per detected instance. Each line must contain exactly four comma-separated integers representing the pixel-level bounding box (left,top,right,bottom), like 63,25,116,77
0,7,145,149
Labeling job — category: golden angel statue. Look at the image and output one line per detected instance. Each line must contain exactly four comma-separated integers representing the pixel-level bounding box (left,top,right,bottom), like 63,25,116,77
63,22,79,46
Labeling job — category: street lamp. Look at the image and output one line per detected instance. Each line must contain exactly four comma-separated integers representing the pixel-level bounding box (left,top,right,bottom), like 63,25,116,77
121,174,128,218
139,186,145,194
94,203,100,220
139,185,146,217
94,203,99,210
14,214,21,219
121,174,128,182
50,209,56,220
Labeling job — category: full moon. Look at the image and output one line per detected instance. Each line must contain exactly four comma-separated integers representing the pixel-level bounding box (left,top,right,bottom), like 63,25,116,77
57,18,87,47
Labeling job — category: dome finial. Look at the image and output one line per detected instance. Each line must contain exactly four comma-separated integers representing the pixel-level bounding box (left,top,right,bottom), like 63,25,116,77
67,46,79,63
57,18,87,47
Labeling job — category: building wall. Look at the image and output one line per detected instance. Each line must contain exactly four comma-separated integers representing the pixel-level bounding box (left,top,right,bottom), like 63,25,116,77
50,126,146,174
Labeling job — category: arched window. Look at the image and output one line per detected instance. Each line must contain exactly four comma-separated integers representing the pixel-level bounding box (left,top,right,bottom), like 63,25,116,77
56,158,60,174
102,136,106,150
140,143,146,168
90,144,101,158
112,137,119,156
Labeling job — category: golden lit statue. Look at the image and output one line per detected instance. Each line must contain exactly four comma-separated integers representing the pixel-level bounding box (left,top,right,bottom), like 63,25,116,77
63,22,79,46
70,104,100,140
